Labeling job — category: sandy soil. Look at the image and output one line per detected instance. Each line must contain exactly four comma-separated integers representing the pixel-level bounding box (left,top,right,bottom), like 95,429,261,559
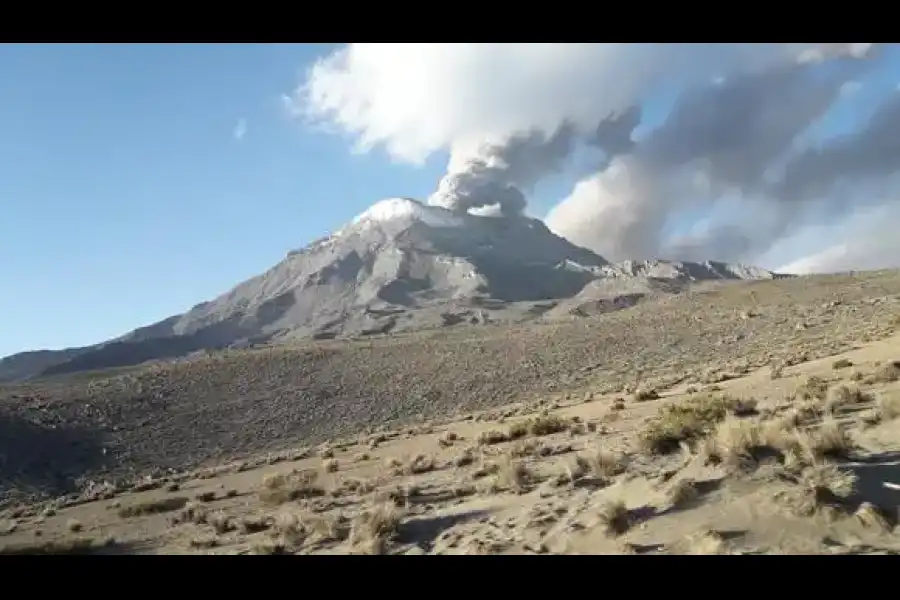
0,318,900,554
1,270,900,554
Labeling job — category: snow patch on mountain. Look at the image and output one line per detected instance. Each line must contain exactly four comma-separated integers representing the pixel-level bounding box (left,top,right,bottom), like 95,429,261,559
340,197,465,235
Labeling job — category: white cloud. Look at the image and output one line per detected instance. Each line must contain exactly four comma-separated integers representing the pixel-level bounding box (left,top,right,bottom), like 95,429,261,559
233,118,247,141
290,43,892,268
289,44,815,164
775,203,900,274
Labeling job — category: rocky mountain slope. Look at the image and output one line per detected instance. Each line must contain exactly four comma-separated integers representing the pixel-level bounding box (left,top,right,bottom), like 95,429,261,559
0,198,780,381
545,259,784,318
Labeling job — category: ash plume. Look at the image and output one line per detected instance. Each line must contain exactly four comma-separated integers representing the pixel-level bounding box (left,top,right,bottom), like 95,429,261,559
428,109,641,216
775,93,900,201
589,105,641,157
290,43,899,272
428,124,577,216
550,56,873,262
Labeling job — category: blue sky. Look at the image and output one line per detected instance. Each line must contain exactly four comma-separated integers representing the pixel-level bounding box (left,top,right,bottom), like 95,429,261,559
0,43,438,356
1,44,898,357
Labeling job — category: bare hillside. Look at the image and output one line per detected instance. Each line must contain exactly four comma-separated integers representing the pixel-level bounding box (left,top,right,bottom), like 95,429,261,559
0,199,775,382
1,269,899,505
2,272,900,554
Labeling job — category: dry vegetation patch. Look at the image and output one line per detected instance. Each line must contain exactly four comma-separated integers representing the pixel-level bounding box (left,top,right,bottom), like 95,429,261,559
876,393,900,421
865,361,900,384
573,447,627,479
794,376,832,402
790,463,858,517
596,500,631,536
491,457,533,494
796,419,854,462
825,384,871,414
477,414,570,446
348,502,404,555
853,502,894,532
640,394,747,455
257,471,326,506
664,478,699,509
0,536,118,555
118,496,189,519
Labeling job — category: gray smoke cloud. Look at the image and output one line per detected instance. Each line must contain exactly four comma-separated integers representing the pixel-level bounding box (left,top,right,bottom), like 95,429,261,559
428,123,577,216
551,56,874,262
428,109,642,216
775,93,900,201
590,105,641,157
289,43,896,271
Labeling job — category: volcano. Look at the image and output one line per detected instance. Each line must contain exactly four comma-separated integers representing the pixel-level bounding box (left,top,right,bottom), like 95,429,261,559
0,198,782,381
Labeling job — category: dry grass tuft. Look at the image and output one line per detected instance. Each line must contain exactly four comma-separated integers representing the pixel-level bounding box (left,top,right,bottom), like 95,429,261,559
472,460,501,480
438,430,458,447
684,529,728,555
794,375,831,402
171,501,209,525
257,471,325,506
349,502,404,555
526,414,570,437
271,512,307,547
367,433,387,449
322,458,339,473
796,418,854,462
596,500,630,536
865,361,900,384
664,479,699,509
406,454,436,475
506,420,530,440
853,502,893,532
794,462,857,516
639,395,739,455
633,388,660,402
188,536,218,549
261,472,287,489
0,536,117,555
782,402,822,428
876,393,900,421
491,457,533,493
703,417,800,467
239,515,271,534
477,429,510,446
825,384,871,414
478,414,569,446
274,512,349,549
251,540,291,555
207,511,234,534
730,397,759,417
452,448,476,467
118,496,189,519
769,361,785,380
510,439,540,458
832,358,853,370
574,447,627,479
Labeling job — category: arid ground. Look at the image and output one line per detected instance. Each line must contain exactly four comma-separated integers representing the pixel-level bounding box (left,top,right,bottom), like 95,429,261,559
2,270,900,554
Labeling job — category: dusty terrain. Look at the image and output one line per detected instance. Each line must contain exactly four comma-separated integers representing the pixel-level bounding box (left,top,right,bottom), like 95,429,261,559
2,269,900,554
